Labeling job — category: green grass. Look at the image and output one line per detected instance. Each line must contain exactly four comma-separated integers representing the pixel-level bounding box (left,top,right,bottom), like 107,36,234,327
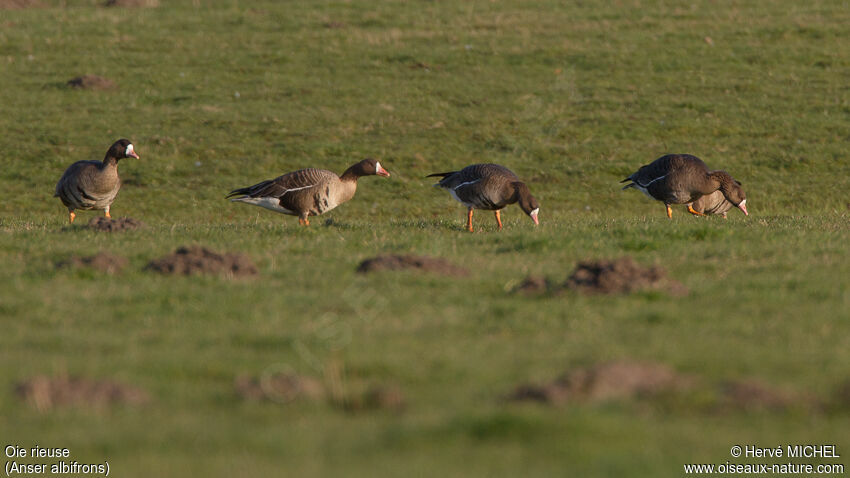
1,1,849,476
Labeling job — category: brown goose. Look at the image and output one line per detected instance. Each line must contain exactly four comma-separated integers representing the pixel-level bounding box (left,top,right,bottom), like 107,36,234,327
690,190,734,218
54,139,139,223
226,158,390,226
428,163,539,232
621,154,747,218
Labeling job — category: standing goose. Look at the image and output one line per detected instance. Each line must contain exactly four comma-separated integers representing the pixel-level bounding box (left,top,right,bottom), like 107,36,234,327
226,158,390,226
428,163,539,232
54,139,139,223
621,154,747,218
690,190,734,218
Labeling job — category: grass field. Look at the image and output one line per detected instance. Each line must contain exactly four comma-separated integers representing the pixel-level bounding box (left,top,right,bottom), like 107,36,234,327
1,0,849,476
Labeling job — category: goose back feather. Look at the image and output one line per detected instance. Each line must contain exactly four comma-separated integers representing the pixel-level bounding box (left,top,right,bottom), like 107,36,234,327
227,158,389,223
429,163,520,210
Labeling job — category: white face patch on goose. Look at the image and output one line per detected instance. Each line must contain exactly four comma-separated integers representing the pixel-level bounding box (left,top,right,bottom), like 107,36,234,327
738,199,746,207
125,144,135,157
375,162,382,174
530,208,539,216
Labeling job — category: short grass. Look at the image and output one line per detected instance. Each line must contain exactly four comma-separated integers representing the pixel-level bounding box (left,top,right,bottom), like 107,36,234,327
1,1,849,476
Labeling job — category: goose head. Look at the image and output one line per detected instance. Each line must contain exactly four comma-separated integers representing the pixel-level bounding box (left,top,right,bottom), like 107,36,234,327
348,158,390,178
514,182,540,225
713,171,747,216
105,139,140,162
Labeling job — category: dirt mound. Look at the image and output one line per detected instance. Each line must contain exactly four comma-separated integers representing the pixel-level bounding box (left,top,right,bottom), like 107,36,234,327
507,363,823,413
104,0,159,6
513,275,553,294
87,216,144,232
15,375,149,411
0,0,42,8
235,372,324,403
514,257,687,296
834,380,850,409
718,379,799,411
67,75,116,90
356,254,468,277
235,371,405,412
564,257,687,295
56,252,127,274
334,384,406,412
508,361,692,405
146,246,258,277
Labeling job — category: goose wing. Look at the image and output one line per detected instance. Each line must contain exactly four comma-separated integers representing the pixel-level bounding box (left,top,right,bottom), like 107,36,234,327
431,164,518,209
54,161,107,208
227,168,336,199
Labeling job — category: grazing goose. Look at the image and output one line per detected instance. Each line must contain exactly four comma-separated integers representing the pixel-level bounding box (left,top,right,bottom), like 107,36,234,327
621,154,747,218
428,163,539,232
690,190,734,218
54,139,139,223
226,158,390,226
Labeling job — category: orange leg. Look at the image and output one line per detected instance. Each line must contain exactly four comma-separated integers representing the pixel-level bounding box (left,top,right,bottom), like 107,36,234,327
494,210,503,230
666,204,673,219
298,216,310,226
104,208,111,219
69,211,76,224
466,208,474,232
687,204,704,216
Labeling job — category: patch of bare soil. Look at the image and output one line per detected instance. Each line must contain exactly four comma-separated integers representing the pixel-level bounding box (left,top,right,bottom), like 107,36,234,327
514,257,687,296
410,61,437,70
87,216,144,232
104,0,159,7
0,0,43,9
234,372,404,411
56,252,127,274
718,379,801,412
234,372,324,403
507,361,693,405
145,246,258,278
512,275,554,295
15,375,148,412
356,254,468,277
564,257,688,295
334,384,406,412
508,363,824,413
67,75,116,90
834,380,850,409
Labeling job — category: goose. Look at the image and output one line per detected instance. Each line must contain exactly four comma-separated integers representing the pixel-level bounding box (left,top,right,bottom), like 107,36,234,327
428,163,539,232
621,154,747,218
226,158,390,226
54,139,139,223
690,190,734,218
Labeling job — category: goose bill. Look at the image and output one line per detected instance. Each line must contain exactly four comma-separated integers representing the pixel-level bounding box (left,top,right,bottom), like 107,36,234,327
376,162,390,177
737,199,748,216
529,208,539,225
